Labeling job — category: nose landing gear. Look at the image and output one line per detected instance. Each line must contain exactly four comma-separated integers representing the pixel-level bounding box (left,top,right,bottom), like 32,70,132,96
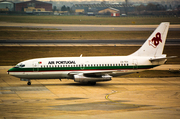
27,81,31,85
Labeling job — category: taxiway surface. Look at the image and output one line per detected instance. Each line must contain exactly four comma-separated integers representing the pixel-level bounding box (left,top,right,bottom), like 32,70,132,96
0,65,180,119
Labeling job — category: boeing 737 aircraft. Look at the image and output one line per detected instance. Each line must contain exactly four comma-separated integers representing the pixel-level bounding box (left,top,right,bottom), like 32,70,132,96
8,22,175,85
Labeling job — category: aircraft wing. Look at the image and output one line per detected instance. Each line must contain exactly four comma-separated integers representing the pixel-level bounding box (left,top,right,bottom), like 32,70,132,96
68,70,115,76
68,70,113,83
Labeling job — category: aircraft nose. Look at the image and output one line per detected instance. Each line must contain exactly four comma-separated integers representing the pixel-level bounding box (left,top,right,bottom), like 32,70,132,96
7,69,10,74
7,68,14,75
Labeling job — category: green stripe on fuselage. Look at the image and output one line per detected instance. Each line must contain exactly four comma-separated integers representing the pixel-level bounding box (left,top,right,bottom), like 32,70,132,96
8,65,159,72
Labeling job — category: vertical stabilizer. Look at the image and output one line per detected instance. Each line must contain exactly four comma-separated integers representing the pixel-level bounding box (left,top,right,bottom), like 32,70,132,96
130,22,169,57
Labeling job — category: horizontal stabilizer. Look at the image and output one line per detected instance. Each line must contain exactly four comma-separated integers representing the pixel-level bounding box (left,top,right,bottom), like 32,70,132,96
149,56,177,62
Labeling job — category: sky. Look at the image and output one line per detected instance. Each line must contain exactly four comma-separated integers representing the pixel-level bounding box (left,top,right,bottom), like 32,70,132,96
12,0,178,3
36,0,175,1
48,0,174,1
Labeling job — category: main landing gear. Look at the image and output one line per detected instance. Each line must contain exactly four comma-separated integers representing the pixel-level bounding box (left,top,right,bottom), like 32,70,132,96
20,79,31,85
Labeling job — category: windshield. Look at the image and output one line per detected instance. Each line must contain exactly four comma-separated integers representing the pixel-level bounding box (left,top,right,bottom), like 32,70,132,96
14,63,25,68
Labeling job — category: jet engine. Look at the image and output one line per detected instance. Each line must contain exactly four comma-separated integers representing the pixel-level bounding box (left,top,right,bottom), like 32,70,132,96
74,73,112,83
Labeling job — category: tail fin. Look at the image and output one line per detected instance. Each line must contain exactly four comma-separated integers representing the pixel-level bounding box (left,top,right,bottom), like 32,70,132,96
130,22,169,57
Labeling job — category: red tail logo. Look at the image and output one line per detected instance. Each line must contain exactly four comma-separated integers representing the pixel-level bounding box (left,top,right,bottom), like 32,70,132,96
149,32,162,48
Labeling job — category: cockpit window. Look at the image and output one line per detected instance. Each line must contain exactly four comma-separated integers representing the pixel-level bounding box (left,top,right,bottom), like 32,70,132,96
20,64,25,67
14,63,25,68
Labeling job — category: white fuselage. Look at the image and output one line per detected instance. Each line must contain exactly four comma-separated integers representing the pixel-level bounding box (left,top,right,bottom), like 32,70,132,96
8,55,161,80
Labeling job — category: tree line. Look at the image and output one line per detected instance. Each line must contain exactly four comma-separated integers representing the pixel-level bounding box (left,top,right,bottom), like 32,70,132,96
53,5,71,12
136,3,169,12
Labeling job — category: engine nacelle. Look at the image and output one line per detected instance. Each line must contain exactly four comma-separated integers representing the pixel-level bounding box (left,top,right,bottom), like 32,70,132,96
74,74,112,83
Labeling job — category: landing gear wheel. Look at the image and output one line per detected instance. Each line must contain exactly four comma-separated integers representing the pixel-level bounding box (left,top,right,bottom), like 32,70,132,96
27,81,31,85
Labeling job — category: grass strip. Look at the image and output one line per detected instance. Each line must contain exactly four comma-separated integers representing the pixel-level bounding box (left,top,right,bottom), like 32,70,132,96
0,46,179,66
120,70,180,78
0,15,180,25
0,30,180,40
0,27,61,31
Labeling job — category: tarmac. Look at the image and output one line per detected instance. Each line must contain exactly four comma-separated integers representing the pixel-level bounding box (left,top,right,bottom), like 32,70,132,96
0,65,180,119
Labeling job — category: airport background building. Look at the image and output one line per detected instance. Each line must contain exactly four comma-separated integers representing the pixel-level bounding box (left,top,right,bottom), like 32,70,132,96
0,1,14,11
71,3,134,15
14,0,52,12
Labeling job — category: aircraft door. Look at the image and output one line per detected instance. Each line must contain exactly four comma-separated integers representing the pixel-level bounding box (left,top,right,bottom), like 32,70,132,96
33,61,39,72
80,61,89,70
133,59,138,69
80,63,84,70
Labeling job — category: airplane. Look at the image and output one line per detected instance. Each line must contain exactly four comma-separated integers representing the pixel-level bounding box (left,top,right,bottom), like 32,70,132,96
7,22,176,85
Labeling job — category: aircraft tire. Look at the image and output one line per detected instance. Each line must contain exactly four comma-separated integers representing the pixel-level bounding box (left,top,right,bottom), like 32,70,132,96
27,82,31,85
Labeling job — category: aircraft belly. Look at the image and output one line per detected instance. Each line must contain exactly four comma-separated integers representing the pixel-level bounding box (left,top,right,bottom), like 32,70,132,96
9,71,73,79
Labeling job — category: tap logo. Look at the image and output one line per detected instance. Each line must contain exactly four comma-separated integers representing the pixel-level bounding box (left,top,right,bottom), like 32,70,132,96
149,32,162,48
